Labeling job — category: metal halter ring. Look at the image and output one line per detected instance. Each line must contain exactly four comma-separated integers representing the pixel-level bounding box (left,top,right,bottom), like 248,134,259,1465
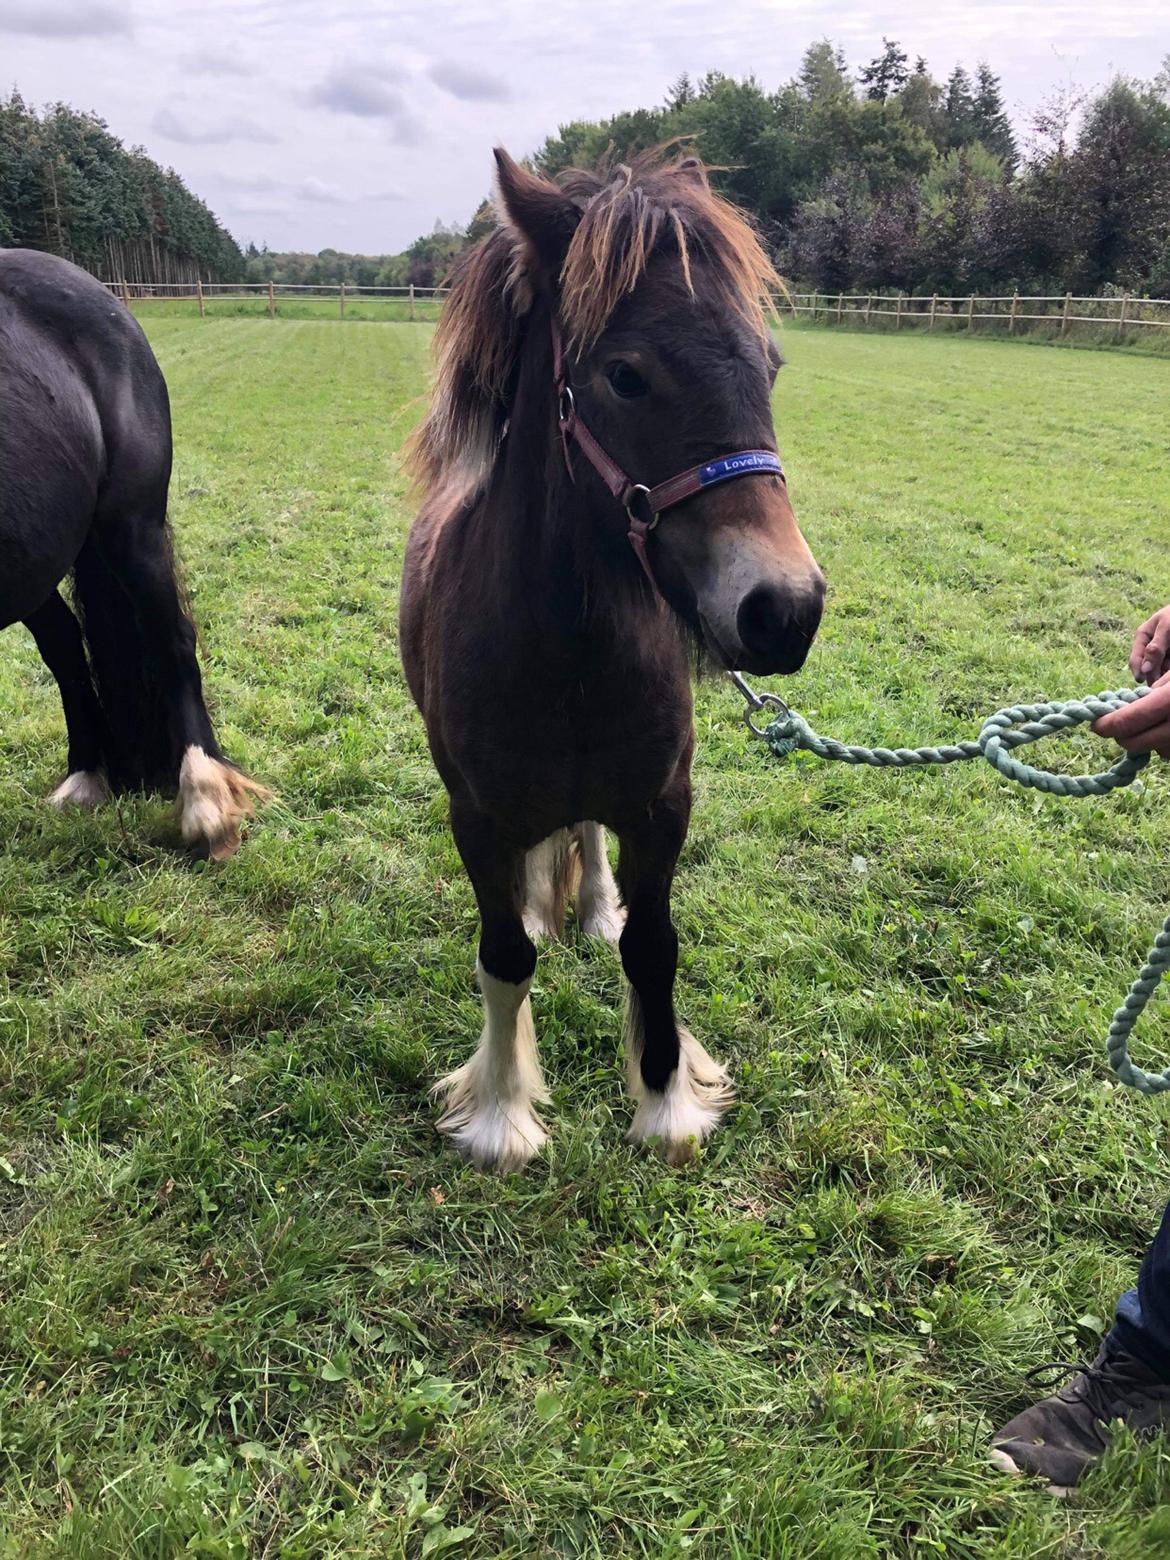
625,484,658,529
729,670,791,737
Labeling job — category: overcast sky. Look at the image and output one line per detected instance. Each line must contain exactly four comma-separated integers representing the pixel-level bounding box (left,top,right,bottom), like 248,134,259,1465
1,0,1166,255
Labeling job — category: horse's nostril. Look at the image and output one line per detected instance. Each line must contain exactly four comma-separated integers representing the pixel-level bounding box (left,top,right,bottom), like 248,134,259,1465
736,582,823,673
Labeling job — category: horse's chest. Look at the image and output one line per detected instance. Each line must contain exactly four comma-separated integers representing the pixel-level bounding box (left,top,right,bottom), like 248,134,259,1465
454,680,692,833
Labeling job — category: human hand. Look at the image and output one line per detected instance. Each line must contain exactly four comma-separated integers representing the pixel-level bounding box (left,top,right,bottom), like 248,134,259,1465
1129,605,1170,684
1093,672,1170,759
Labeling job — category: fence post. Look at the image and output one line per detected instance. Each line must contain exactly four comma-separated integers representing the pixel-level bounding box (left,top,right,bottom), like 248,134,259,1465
409,283,415,322
1060,292,1071,336
120,277,130,308
928,294,937,331
1117,294,1130,339
268,280,275,320
196,278,205,318
864,294,872,325
1009,292,1019,334
967,294,975,331
340,282,346,319
836,292,843,324
895,294,903,330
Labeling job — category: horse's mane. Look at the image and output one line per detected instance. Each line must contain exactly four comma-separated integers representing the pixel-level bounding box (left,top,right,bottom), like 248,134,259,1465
409,149,782,494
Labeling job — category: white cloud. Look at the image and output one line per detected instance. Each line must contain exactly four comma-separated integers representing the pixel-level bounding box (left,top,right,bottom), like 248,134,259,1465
153,107,281,145
182,46,253,77
0,0,130,36
428,59,510,103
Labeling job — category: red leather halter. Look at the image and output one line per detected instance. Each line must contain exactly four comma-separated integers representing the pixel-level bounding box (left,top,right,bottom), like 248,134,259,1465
550,318,785,589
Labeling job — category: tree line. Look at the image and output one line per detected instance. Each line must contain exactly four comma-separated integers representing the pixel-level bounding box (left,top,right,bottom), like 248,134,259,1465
254,41,1170,301
6,41,1168,301
0,93,243,285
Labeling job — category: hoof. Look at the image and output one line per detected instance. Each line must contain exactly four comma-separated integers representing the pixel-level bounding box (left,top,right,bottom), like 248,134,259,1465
177,746,270,860
47,770,110,810
433,976,549,1173
522,909,561,943
626,1008,734,1165
434,1077,549,1172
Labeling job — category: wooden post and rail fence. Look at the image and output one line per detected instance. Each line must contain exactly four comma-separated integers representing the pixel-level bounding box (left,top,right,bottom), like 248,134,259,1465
781,290,1170,341
101,280,1170,344
102,279,451,319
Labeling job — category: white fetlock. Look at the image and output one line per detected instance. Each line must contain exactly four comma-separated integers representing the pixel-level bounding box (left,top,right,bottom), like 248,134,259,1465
177,745,269,860
624,991,733,1165
434,963,550,1171
47,770,110,809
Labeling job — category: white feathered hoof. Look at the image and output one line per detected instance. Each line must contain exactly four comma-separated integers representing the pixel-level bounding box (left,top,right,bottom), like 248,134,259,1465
625,994,733,1165
433,972,550,1172
434,1061,549,1172
523,832,575,942
47,770,110,810
177,746,270,861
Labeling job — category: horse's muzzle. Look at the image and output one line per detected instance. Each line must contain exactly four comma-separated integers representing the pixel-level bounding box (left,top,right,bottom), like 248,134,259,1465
734,576,826,675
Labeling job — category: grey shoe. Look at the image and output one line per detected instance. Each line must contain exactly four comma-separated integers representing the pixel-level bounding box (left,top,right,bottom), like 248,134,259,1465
990,1344,1170,1491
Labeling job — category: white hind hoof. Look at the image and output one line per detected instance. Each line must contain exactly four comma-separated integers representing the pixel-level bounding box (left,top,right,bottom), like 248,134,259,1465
626,1013,733,1166
47,770,110,809
177,746,270,860
579,899,625,945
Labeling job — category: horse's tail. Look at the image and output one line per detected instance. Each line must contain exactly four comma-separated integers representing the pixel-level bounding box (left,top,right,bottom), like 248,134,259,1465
71,535,175,791
524,829,583,939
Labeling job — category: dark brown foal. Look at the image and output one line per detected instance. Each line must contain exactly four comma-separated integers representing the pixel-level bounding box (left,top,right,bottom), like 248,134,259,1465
400,149,825,1169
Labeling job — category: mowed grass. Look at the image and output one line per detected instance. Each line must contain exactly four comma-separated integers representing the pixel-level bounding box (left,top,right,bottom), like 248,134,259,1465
2,317,1170,1557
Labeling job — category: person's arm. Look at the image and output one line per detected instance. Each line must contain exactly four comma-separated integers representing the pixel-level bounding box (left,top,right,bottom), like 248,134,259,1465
1093,605,1170,759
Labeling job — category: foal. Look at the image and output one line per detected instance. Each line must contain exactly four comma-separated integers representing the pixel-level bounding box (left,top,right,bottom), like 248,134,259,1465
400,150,824,1169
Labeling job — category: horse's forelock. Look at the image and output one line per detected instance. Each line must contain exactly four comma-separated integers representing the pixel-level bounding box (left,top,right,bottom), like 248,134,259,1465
558,153,781,353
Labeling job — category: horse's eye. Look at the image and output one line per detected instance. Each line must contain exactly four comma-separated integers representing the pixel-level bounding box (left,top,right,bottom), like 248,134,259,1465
606,360,649,399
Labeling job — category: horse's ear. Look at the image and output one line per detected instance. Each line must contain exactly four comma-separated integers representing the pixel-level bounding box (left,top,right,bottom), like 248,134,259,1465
493,147,578,277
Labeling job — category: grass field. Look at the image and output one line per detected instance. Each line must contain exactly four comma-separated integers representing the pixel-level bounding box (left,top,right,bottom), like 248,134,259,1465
2,317,1170,1556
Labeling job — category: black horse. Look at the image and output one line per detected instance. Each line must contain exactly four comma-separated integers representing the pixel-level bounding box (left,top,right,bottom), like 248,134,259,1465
0,249,265,857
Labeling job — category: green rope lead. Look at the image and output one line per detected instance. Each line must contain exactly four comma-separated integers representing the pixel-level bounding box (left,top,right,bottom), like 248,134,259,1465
755,685,1168,1096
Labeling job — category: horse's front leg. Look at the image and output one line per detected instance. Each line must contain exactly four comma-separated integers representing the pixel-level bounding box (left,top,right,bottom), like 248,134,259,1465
435,794,550,1171
617,774,733,1164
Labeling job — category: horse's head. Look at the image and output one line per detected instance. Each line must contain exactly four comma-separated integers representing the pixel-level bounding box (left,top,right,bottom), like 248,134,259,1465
495,148,825,676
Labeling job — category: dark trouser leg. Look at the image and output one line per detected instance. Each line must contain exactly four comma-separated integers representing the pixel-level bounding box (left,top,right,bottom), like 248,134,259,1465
24,590,107,783
1109,1198,1170,1382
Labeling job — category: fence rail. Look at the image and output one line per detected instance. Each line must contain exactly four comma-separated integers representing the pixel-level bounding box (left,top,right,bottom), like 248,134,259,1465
785,290,1170,339
101,278,450,319
100,278,1170,344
